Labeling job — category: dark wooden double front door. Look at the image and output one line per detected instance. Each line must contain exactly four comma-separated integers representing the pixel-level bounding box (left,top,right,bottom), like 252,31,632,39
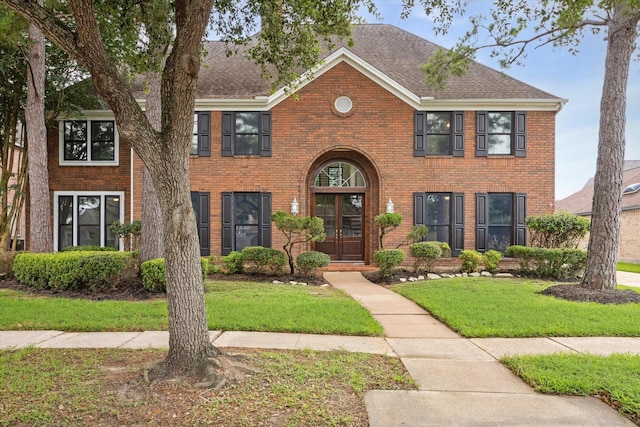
314,193,364,261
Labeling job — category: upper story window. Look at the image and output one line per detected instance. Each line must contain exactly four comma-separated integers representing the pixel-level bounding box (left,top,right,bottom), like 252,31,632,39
476,111,526,157
222,111,272,157
60,120,118,165
414,111,464,157
191,112,211,157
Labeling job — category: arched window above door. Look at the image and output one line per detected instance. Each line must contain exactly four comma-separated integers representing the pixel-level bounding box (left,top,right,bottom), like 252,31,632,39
314,161,366,188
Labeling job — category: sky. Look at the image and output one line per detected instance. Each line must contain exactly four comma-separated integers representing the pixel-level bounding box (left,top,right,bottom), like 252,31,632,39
357,1,640,200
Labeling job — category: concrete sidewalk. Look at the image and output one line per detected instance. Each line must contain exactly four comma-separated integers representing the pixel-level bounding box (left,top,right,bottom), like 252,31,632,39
2,271,640,426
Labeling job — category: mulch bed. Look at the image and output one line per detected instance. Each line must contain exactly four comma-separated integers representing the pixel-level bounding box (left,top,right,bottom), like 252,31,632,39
541,283,640,304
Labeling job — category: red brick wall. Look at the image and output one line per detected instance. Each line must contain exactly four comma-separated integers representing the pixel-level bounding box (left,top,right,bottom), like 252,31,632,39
48,61,556,262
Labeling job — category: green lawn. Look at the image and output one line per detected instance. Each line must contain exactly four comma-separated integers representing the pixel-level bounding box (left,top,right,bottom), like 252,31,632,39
392,277,640,337
0,280,383,336
618,262,640,274
502,353,640,424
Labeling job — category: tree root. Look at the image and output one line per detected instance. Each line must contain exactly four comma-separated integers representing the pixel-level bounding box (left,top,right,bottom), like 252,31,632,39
194,352,261,389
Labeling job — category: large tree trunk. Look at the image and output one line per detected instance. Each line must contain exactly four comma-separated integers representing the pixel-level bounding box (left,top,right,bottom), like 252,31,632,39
581,5,639,290
26,16,52,253
140,70,164,262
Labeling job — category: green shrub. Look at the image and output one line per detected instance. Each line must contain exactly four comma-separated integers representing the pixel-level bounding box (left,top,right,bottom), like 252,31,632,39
506,245,587,279
459,250,483,273
526,212,590,248
203,256,221,275
62,246,117,252
222,251,244,274
13,251,134,291
409,241,442,273
140,258,207,293
0,251,19,278
296,251,330,277
483,249,502,274
241,246,287,275
374,249,405,279
437,241,452,258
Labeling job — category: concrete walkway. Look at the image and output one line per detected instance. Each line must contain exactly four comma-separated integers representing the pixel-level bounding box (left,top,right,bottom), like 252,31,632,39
323,271,639,427
2,271,640,426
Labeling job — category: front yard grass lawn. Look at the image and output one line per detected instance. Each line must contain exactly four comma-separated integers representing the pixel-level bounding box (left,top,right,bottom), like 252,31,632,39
502,353,640,425
618,262,640,274
0,280,383,336
391,277,640,337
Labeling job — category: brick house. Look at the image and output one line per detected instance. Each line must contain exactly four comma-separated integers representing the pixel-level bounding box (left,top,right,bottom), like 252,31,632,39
42,24,564,264
556,161,640,263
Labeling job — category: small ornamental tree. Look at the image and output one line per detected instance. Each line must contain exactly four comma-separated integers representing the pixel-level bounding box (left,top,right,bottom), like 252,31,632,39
397,224,429,249
374,213,402,249
272,211,326,274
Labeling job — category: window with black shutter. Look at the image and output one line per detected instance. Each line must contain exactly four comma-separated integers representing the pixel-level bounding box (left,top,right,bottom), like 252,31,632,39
222,112,272,157
191,112,211,157
476,111,526,157
414,192,464,256
414,111,464,157
221,192,272,255
476,192,527,253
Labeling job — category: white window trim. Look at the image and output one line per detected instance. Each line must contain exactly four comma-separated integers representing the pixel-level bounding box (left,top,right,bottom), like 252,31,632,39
53,191,125,252
58,118,120,166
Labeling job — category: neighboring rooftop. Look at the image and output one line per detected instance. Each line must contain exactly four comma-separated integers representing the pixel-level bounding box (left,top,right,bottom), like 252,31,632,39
556,161,640,215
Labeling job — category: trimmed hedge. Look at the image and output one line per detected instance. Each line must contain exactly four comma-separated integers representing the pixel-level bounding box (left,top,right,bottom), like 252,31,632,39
222,251,244,274
140,257,207,293
296,251,330,276
374,249,405,278
459,250,483,273
409,241,441,273
483,249,503,274
506,245,587,279
241,246,287,275
13,251,135,291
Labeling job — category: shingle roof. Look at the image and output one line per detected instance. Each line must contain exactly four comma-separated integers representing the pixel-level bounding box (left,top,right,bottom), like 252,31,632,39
556,161,640,214
186,24,562,101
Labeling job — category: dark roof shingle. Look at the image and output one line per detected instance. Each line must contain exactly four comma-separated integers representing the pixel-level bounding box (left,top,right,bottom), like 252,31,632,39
184,24,562,101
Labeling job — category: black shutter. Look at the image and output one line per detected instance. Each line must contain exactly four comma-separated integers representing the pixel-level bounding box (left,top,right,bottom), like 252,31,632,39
221,192,233,255
452,193,464,256
259,193,272,247
197,112,211,157
414,111,426,157
515,193,527,246
452,111,465,157
413,192,426,226
260,112,272,157
476,193,488,252
221,112,233,157
476,111,488,157
514,111,527,157
190,192,210,256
